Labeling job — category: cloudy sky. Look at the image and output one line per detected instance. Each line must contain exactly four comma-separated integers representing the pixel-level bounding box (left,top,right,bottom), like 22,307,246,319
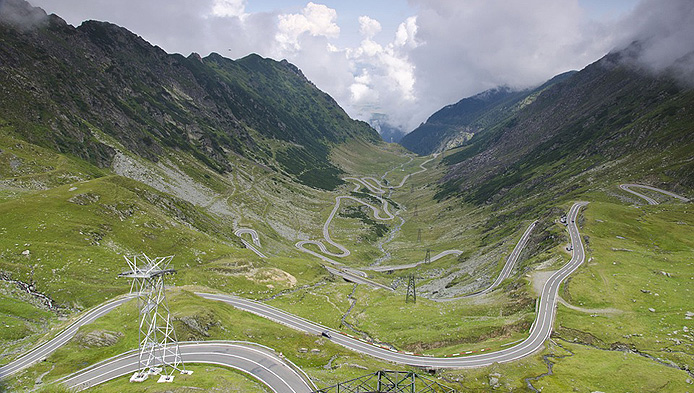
29,0,693,135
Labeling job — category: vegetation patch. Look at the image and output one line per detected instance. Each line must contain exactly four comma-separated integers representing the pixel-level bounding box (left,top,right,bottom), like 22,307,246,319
339,205,389,241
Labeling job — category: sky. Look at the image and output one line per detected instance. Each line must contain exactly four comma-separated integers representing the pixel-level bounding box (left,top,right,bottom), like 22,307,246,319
27,0,694,134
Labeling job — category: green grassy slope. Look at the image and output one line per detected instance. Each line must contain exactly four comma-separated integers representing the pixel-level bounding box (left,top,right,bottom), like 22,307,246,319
436,48,694,209
400,72,576,155
0,3,692,392
0,3,378,189
3,127,692,392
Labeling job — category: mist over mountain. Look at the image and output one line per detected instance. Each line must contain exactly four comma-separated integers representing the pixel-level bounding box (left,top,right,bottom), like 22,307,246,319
612,0,694,86
399,72,576,155
1,2,694,392
369,114,407,143
432,41,694,206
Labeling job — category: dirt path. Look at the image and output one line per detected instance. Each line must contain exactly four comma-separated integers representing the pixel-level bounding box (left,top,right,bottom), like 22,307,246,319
556,296,624,315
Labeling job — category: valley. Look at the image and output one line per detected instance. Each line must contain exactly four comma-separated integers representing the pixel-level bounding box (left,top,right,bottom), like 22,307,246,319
1,1,693,392
2,141,692,392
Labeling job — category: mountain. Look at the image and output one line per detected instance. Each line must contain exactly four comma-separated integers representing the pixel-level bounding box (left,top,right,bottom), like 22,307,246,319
2,2,694,391
0,0,391,344
369,114,407,143
399,72,576,155
434,43,694,205
0,0,379,190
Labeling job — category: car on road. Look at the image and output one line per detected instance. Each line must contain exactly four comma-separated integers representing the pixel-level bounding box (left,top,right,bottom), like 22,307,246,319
321,331,332,339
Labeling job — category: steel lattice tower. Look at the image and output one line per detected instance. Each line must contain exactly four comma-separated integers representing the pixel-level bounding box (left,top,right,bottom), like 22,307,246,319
312,370,457,392
406,273,416,303
119,254,192,383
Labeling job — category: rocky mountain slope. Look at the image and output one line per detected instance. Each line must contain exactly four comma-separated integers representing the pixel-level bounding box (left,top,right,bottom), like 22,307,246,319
0,0,379,190
425,44,694,206
0,0,391,360
400,72,575,155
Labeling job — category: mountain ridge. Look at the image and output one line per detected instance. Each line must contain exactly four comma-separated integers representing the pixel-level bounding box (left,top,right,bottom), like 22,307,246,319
400,71,577,155
0,0,379,190
434,44,694,205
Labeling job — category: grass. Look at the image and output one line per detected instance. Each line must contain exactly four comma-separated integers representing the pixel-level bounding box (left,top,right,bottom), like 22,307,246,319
2,117,692,392
265,279,536,357
15,194,691,392
3,288,423,392
553,199,694,373
0,175,243,309
330,140,412,178
533,339,692,392
439,337,692,392
0,282,53,350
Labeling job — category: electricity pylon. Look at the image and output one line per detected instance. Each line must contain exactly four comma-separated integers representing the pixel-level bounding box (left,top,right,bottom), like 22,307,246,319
406,250,430,303
119,254,192,383
405,274,416,303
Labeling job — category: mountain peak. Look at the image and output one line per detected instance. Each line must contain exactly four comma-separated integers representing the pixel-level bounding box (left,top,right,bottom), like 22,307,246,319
0,0,46,28
0,10,378,189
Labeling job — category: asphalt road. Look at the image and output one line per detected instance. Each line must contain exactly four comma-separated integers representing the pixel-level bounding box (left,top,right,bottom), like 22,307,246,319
3,203,588,393
235,228,268,258
326,220,536,300
198,203,587,367
477,220,537,296
324,265,394,291
367,221,536,277
57,341,314,392
296,155,436,263
619,183,690,205
1,297,313,392
0,295,134,379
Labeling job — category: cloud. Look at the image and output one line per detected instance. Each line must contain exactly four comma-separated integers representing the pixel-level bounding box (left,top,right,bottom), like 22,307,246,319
0,0,49,29
211,0,246,18
350,69,378,103
613,0,694,84
276,2,339,50
358,15,381,38
394,16,418,48
402,0,621,127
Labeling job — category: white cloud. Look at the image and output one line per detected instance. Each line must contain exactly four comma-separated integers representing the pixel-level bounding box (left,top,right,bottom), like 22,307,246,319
358,15,381,38
397,0,622,130
354,70,371,85
357,38,382,57
613,0,694,84
350,82,374,102
211,0,246,18
276,2,340,50
394,16,418,48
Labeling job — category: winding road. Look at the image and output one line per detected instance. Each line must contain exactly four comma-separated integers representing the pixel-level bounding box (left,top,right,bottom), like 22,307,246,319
10,156,669,390
0,294,313,392
296,156,435,262
0,295,134,379
57,341,313,392
2,202,591,392
294,155,537,298
619,183,690,205
235,228,268,259
197,203,587,368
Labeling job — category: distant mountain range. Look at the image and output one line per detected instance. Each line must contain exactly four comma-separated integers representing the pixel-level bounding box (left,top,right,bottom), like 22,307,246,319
0,0,379,190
